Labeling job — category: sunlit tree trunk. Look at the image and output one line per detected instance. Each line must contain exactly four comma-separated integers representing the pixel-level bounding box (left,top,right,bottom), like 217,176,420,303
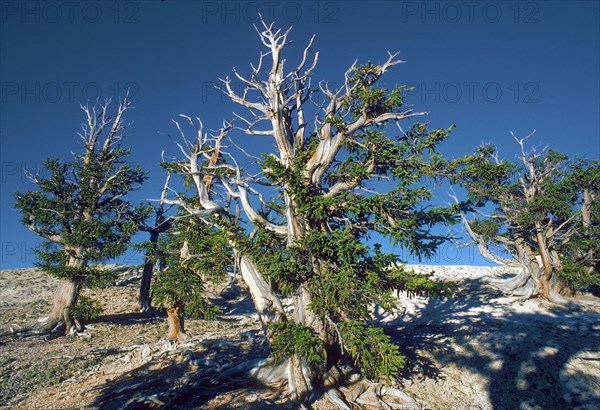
166,303,186,341
582,189,597,273
535,224,554,300
236,252,285,336
43,252,85,335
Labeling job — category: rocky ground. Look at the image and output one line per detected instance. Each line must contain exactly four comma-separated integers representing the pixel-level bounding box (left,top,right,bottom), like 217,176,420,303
0,265,598,409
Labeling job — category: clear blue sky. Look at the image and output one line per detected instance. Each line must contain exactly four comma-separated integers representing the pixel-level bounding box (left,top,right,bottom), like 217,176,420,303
1,0,599,269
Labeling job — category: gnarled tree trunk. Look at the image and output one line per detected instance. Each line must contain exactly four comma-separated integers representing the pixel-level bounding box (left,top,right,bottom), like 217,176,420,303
288,285,337,402
44,278,82,334
581,189,598,274
236,250,340,402
536,224,555,301
236,252,285,336
37,254,85,336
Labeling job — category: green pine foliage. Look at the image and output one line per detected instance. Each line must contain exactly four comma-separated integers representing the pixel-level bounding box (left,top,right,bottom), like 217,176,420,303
339,321,405,384
457,144,599,293
557,159,600,290
68,295,103,321
14,100,149,294
32,245,120,289
150,217,233,320
240,61,458,382
270,322,326,366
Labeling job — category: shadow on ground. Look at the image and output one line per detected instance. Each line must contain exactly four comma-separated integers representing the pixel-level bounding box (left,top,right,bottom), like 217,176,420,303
90,277,599,409
90,310,164,327
384,277,600,409
91,284,297,409
91,334,287,409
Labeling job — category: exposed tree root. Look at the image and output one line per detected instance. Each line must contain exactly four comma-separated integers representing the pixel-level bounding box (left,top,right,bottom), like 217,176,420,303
571,297,600,308
484,267,600,309
320,364,420,409
0,317,67,341
484,266,565,304
190,356,420,409
87,337,420,410
484,267,537,300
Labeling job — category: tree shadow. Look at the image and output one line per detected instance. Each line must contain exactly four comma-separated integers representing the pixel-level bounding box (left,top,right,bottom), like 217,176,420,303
377,277,507,383
90,310,164,327
91,283,300,409
90,330,296,409
382,276,600,409
212,282,259,316
484,317,598,409
90,275,599,409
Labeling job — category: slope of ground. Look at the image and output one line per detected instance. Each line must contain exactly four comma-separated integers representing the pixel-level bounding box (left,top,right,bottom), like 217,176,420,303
0,265,598,409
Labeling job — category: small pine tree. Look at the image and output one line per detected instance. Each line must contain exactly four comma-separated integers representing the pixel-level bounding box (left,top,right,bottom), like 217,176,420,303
14,99,149,335
137,197,172,312
150,216,233,340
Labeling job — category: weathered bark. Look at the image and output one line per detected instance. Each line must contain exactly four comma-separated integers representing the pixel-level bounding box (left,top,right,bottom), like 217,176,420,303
461,208,566,303
535,224,554,300
287,285,342,402
294,285,340,367
23,278,82,338
236,252,285,336
481,251,546,301
166,303,187,341
582,190,593,232
531,226,575,304
288,287,317,402
237,239,337,402
488,266,537,299
288,355,318,402
582,189,597,274
33,254,85,336
458,209,539,299
48,278,82,334
163,243,191,342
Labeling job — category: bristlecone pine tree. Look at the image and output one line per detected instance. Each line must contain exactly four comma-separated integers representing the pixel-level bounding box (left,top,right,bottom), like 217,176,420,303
137,183,173,312
159,115,287,340
206,22,457,403
148,119,237,341
455,134,599,304
149,218,232,341
14,98,148,336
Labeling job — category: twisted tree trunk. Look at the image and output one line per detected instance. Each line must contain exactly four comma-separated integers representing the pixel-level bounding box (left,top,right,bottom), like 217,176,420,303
236,252,285,337
288,285,339,402
582,189,598,274
48,278,82,334
536,225,554,301
34,254,85,336
235,247,338,402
